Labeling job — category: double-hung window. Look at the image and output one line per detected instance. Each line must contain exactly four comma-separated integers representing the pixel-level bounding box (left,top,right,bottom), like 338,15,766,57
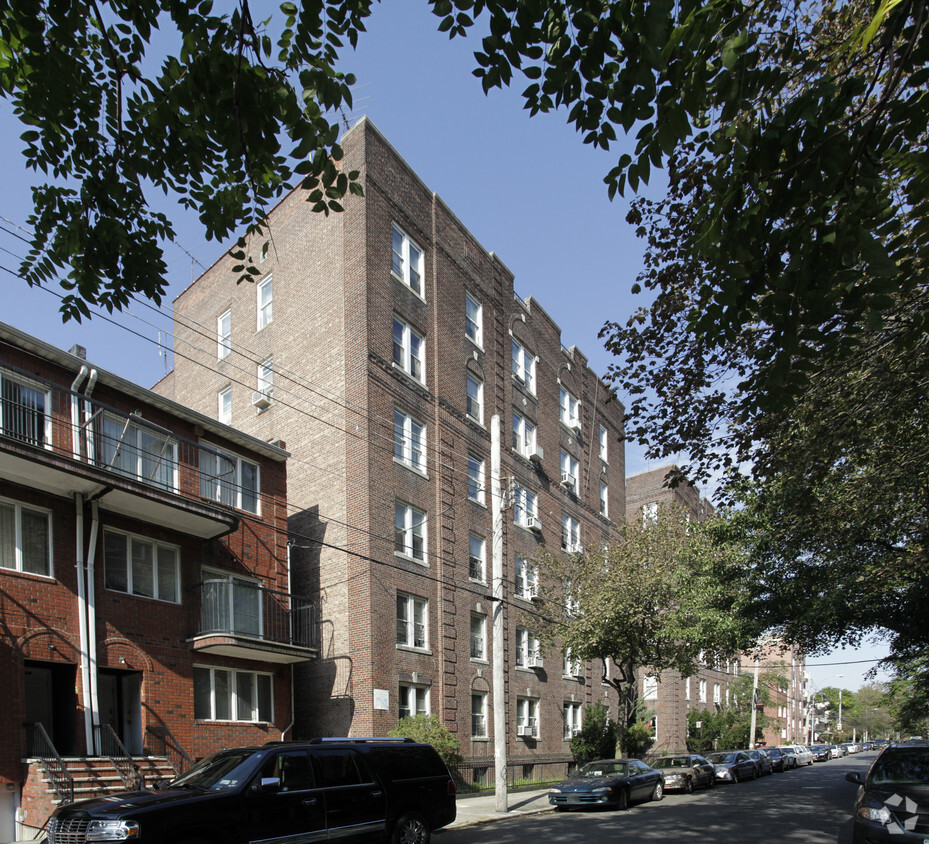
194,666,272,722
0,371,51,448
564,649,582,678
644,675,659,700
560,450,579,490
466,373,483,424
467,452,485,504
217,309,232,359
600,482,609,518
560,387,580,430
516,697,539,738
398,684,429,719
511,339,535,393
699,679,708,702
200,445,260,513
392,225,424,296
469,533,486,582
513,484,538,529
104,529,179,603
99,414,177,491
201,568,261,637
516,627,540,668
514,556,538,600
393,317,425,383
396,592,428,649
564,702,582,738
470,613,486,660
0,497,52,577
257,275,273,329
472,693,488,738
713,683,721,704
512,411,536,458
465,292,482,346
561,513,580,553
393,409,425,472
394,501,426,562
257,357,273,400
599,424,608,462
218,386,232,425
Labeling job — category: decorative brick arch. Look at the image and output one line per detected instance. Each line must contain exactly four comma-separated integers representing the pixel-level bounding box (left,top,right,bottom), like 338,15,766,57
17,628,80,664
99,637,154,673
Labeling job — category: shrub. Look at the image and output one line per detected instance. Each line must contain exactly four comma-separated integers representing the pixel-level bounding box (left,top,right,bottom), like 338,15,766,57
387,714,462,766
570,701,619,765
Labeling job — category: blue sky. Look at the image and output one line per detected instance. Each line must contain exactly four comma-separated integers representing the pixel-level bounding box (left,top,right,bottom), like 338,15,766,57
0,3,889,690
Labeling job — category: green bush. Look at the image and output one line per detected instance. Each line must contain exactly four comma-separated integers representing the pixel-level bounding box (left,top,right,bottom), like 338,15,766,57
622,722,656,758
570,701,619,764
387,714,462,766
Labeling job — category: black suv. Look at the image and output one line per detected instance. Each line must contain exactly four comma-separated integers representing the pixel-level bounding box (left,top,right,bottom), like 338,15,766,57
45,737,456,844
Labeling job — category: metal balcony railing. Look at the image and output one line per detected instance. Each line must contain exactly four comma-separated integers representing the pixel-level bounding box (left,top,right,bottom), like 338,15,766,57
197,579,318,650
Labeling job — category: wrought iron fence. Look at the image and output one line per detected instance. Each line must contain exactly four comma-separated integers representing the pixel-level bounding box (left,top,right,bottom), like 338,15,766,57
27,722,74,805
447,758,575,795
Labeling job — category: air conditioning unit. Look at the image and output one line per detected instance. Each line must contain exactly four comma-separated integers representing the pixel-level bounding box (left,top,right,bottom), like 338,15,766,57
528,443,544,464
517,725,531,737
252,389,272,409
527,655,543,669
526,515,542,533
560,472,575,490
569,421,582,436
530,591,544,605
572,727,582,736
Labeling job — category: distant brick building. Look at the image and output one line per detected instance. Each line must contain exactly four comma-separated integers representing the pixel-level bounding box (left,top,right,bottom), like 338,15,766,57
0,323,312,839
749,639,809,746
154,117,626,770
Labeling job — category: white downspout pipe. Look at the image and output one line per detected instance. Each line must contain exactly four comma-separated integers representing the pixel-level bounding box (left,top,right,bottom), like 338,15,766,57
86,499,101,754
83,369,98,464
281,543,295,741
75,493,94,754
70,366,88,460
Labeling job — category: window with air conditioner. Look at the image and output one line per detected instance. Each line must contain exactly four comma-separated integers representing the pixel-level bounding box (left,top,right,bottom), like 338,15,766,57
513,483,539,530
560,450,578,490
517,697,539,738
563,702,582,739
564,648,582,678
512,410,539,460
516,627,540,668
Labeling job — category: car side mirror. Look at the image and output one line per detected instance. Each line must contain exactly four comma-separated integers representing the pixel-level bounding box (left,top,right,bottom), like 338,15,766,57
258,777,282,792
845,772,865,785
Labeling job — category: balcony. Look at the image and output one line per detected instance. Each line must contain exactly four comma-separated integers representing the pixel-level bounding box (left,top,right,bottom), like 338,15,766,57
0,370,242,539
190,579,319,664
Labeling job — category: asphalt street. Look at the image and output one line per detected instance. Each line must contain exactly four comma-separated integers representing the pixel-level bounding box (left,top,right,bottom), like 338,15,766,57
439,751,874,843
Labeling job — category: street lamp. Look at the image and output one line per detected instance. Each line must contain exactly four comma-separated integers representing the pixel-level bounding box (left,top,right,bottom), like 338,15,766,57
834,675,846,732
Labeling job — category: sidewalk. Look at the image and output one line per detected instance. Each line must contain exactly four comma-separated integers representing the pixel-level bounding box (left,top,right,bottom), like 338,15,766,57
451,787,554,828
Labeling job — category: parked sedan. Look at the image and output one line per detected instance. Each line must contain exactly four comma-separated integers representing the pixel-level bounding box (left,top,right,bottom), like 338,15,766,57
745,749,774,776
652,754,717,793
811,744,832,762
779,746,800,769
548,759,664,811
766,747,788,772
707,751,758,783
780,745,814,766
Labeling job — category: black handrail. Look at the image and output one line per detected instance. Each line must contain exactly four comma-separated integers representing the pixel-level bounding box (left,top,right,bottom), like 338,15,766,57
27,722,74,804
145,725,193,776
96,724,142,789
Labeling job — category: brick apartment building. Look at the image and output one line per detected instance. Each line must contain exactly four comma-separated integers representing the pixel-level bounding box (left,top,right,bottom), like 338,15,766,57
0,323,315,840
751,639,809,747
154,117,626,770
625,466,740,754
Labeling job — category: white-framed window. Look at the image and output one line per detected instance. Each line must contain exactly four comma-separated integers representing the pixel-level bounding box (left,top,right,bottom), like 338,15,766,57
0,371,52,448
600,482,609,518
564,702,582,738
560,450,579,490
643,501,658,523
393,409,426,473
563,581,580,616
713,683,721,704
199,445,260,514
100,414,178,492
200,567,262,637
644,675,659,699
398,683,429,719
515,556,538,600
561,513,580,553
470,613,486,660
218,386,232,425
103,529,180,603
599,424,608,462
394,501,426,562
516,697,539,738
564,648,582,678
392,316,425,383
560,387,580,430
472,693,488,738
257,275,273,330
193,666,272,722
516,627,540,668
392,224,424,296
512,411,537,458
465,291,483,346
684,677,691,701
396,592,428,649
467,452,485,504
217,309,232,359
0,497,52,577
466,373,483,424
699,679,707,703
469,533,486,582
513,484,538,529
257,357,274,396
511,338,536,393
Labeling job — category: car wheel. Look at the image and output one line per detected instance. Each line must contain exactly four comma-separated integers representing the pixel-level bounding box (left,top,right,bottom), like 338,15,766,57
732,769,739,783
684,777,694,794
616,788,629,811
707,775,715,789
751,766,757,780
391,813,430,844
651,780,664,802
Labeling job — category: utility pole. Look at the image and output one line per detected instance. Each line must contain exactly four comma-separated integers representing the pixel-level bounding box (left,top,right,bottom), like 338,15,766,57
748,648,760,748
490,415,508,813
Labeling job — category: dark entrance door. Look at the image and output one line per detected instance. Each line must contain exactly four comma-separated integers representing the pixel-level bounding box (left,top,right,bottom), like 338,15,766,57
24,660,77,755
97,669,143,754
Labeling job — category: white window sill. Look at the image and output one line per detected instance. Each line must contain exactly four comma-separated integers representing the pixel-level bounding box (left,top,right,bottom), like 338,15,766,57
391,362,427,389
393,456,429,479
470,657,489,666
391,271,428,305
468,497,487,508
396,644,432,656
394,551,428,567
470,735,490,742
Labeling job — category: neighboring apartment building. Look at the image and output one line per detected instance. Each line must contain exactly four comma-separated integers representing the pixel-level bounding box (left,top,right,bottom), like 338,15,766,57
154,117,626,767
625,465,737,754
0,323,314,840
749,640,808,746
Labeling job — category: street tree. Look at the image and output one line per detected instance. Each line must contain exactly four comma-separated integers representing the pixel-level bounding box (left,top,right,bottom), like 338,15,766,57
531,505,754,754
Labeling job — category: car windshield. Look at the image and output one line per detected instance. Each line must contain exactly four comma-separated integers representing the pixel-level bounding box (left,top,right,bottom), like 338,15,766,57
655,757,690,769
577,762,627,778
169,750,262,792
708,753,736,764
869,750,929,786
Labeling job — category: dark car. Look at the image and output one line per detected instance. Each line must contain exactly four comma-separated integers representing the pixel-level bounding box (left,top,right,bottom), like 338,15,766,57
45,737,456,844
766,747,787,773
811,744,832,762
708,751,758,783
845,740,929,842
745,748,774,776
652,754,716,793
548,758,664,810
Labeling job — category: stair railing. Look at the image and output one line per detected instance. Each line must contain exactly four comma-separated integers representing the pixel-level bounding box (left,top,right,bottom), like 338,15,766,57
27,722,74,805
145,725,193,777
95,724,142,789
